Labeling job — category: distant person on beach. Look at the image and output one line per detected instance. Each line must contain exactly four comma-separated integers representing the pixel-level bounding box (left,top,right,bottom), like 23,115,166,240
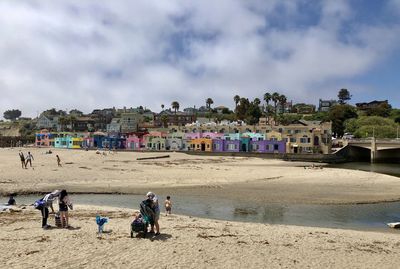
147,192,160,235
56,155,62,167
59,190,73,228
19,152,26,169
7,195,16,206
25,152,34,168
165,196,172,216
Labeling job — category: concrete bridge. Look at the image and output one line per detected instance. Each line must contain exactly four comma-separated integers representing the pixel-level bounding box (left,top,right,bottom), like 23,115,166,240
343,138,400,162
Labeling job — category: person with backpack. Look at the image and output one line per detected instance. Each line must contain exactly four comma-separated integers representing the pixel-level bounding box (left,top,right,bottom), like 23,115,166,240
34,190,60,229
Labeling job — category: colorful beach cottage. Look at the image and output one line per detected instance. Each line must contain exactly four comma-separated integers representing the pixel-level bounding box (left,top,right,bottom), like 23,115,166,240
35,129,54,147
144,132,167,151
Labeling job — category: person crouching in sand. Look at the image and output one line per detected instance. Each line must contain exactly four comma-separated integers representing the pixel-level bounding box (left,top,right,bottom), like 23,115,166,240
59,190,73,228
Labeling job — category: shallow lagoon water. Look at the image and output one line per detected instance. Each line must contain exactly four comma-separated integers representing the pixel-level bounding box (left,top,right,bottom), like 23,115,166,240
6,194,400,231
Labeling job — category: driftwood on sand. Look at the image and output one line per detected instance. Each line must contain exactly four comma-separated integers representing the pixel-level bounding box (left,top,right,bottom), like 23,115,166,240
136,155,170,161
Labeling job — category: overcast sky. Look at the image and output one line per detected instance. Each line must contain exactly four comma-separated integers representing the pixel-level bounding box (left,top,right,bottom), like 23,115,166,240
1,0,399,118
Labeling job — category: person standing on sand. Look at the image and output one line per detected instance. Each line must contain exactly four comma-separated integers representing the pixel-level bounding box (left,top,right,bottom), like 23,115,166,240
58,190,73,228
25,151,34,168
147,192,160,235
165,196,172,216
19,152,26,169
56,155,62,167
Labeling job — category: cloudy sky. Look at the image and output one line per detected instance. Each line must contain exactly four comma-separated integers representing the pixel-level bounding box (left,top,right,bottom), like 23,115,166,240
1,0,399,118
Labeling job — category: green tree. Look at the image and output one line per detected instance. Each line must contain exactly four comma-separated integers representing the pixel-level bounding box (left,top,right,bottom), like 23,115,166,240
278,94,287,114
276,114,302,125
246,100,262,125
160,114,169,128
233,95,240,110
236,98,250,121
338,88,352,105
345,116,398,138
271,92,280,116
3,109,21,121
365,102,392,117
328,104,358,137
206,98,214,110
263,92,272,106
171,101,180,114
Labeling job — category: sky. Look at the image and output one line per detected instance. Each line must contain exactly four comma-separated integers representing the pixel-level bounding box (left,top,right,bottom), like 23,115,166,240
0,0,399,119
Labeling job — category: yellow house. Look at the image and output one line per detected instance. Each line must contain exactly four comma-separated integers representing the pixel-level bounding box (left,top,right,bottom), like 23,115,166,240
69,137,83,149
189,138,213,152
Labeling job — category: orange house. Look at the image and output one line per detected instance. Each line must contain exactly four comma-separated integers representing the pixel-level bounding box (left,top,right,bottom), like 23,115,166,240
189,138,213,152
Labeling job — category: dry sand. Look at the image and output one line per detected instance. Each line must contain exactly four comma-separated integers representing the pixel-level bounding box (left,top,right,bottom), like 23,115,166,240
1,148,400,204
1,206,400,269
2,147,400,268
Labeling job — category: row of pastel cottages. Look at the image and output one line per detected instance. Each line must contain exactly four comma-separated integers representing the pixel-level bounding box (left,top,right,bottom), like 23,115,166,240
35,130,286,153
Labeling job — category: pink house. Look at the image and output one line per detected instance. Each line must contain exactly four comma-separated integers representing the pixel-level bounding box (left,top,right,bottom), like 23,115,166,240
126,134,142,150
35,129,54,147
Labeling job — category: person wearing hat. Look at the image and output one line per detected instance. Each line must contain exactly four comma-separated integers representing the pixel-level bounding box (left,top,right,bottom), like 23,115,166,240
146,191,160,235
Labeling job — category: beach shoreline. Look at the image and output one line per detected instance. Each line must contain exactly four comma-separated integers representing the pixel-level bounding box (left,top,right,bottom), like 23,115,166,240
1,148,400,205
2,148,400,267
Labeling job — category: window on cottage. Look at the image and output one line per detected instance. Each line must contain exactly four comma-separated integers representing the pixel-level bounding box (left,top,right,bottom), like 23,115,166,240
274,144,279,150
290,138,296,142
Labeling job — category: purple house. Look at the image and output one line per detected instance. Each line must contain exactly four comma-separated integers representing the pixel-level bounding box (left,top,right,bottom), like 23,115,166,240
250,140,286,153
223,140,240,152
212,139,224,152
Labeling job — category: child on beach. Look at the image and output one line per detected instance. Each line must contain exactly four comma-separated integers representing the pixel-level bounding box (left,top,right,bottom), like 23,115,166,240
165,196,172,216
56,155,62,167
59,190,73,228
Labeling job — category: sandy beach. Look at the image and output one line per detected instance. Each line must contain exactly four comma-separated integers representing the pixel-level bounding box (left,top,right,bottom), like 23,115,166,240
1,205,400,269
1,148,400,204
2,147,400,268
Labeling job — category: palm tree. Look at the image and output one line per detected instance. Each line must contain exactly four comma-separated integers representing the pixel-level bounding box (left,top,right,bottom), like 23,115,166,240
263,92,271,106
206,98,214,110
171,101,180,114
253,98,261,106
271,92,280,116
58,116,68,132
234,95,240,110
161,104,165,111
278,94,287,114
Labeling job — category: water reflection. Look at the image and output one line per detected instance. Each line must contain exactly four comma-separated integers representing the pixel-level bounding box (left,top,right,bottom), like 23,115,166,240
6,194,400,230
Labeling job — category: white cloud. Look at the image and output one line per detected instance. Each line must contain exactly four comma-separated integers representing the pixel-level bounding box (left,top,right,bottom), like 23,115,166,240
0,0,399,118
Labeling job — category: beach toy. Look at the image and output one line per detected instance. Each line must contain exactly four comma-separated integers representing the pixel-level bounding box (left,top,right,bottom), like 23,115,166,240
96,215,108,234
